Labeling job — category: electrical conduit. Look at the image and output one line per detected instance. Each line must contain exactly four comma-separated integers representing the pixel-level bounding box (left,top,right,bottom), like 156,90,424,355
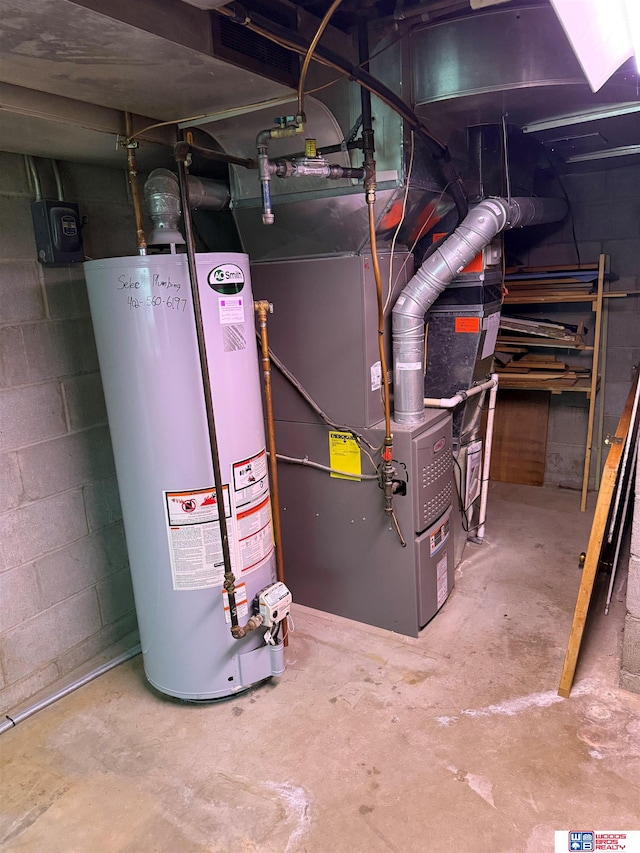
0,645,141,737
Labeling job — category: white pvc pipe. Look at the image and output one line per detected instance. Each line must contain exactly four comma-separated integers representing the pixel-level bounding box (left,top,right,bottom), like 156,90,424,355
0,644,141,736
474,374,499,543
424,375,498,409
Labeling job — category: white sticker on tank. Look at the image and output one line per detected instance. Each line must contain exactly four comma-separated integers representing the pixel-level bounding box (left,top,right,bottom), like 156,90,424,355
437,554,449,608
222,582,249,623
218,296,244,325
164,485,238,590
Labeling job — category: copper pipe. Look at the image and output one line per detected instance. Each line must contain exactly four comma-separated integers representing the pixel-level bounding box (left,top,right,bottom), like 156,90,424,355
254,300,288,646
297,0,343,119
124,112,147,255
367,201,392,444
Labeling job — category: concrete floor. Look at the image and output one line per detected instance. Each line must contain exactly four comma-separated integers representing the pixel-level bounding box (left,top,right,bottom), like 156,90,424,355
1,482,639,852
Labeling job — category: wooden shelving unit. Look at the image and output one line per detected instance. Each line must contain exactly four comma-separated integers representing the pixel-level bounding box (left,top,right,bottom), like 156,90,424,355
496,255,618,510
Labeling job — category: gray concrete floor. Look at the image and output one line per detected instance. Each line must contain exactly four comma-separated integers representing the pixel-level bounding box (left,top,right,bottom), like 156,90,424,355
1,482,639,853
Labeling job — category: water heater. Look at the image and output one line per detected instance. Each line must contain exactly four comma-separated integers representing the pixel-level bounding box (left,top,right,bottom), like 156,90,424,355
83,252,284,700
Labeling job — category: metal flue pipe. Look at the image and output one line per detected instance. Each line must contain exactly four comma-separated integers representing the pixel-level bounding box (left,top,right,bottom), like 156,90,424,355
144,168,230,246
392,196,567,424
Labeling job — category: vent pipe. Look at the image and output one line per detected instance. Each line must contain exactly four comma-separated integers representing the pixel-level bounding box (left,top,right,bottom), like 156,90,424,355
392,196,567,424
144,168,230,246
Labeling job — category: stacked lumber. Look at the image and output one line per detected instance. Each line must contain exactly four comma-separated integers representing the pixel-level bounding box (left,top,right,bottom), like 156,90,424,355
504,265,599,302
499,315,581,341
495,352,590,388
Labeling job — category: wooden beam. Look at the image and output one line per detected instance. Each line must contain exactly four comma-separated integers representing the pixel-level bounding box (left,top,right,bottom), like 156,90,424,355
581,255,606,512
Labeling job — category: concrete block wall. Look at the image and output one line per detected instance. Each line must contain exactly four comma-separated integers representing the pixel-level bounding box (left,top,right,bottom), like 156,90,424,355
505,162,640,488
506,161,640,695
0,152,139,713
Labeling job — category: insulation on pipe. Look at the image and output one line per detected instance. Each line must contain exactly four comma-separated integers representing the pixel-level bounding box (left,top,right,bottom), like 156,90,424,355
392,196,568,424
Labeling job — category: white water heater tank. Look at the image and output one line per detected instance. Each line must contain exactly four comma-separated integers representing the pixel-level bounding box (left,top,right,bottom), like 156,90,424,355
83,252,284,700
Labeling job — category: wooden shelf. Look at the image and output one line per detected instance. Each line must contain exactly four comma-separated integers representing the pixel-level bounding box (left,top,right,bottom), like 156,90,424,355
500,255,610,511
497,376,596,396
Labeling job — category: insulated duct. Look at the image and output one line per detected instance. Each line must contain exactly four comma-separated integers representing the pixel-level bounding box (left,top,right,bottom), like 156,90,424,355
392,196,568,424
144,168,230,245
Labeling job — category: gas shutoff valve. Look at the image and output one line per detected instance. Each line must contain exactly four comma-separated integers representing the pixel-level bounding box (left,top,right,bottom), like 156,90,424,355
258,582,292,628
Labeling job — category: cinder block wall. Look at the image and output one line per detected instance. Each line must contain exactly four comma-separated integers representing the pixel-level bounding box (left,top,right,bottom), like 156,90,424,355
505,163,640,488
0,152,138,713
506,161,640,695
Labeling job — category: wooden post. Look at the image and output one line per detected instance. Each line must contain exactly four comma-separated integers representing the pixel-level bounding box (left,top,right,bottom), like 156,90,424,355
580,254,606,512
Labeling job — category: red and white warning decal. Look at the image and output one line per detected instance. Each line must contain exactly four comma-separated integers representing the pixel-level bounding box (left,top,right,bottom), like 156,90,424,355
164,485,236,591
222,582,249,624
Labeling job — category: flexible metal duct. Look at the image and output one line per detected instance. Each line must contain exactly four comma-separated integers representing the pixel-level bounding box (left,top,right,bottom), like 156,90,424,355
392,196,568,424
144,168,230,245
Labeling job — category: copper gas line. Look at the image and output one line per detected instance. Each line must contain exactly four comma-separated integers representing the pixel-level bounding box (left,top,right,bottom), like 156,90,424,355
124,112,147,255
255,300,288,645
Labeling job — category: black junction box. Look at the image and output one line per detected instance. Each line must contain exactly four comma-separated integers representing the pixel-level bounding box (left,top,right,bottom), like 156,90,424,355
31,199,84,264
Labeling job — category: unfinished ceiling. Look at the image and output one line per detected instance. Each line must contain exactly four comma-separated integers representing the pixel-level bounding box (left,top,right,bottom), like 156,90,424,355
0,0,638,173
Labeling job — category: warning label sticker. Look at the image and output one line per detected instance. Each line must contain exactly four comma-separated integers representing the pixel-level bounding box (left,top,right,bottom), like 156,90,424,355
437,553,449,608
328,431,362,481
430,513,450,556
455,316,480,333
233,450,269,504
222,582,249,624
237,495,274,573
231,450,274,575
165,485,235,591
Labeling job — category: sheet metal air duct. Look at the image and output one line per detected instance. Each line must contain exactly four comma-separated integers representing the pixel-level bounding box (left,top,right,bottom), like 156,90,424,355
392,196,568,424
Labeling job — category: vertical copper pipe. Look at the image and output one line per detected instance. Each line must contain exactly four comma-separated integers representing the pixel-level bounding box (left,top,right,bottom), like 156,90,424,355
255,300,288,645
124,112,147,255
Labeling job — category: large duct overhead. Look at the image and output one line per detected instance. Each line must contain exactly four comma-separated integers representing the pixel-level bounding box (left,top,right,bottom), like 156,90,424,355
409,4,640,170
206,95,453,261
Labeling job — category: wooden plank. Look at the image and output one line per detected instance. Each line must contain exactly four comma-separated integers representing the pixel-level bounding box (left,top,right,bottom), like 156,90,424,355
498,378,593,393
490,390,550,486
497,336,591,350
496,370,577,381
506,263,599,274
558,371,640,697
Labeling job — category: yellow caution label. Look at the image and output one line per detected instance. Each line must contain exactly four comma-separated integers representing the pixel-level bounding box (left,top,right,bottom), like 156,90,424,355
328,431,361,481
